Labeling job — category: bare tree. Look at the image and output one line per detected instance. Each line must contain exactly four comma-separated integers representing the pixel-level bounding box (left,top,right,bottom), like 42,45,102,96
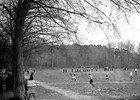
0,1,85,98
117,42,126,51
124,40,135,67
0,0,140,99
125,40,135,53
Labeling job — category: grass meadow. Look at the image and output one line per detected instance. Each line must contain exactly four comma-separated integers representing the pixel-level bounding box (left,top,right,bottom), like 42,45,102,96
35,68,140,100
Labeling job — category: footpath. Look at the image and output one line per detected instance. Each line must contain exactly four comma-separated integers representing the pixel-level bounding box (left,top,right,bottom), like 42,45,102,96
37,81,99,100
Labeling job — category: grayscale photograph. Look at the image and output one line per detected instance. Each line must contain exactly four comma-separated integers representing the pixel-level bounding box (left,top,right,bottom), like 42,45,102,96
0,0,140,100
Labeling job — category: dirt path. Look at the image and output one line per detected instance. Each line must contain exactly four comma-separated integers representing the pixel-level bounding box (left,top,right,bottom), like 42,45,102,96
36,81,99,100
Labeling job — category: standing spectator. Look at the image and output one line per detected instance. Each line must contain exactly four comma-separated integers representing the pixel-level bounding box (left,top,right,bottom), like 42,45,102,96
89,73,95,87
24,70,30,80
24,78,28,95
24,71,30,95
129,72,133,81
6,72,13,91
135,68,138,75
0,75,3,92
29,72,34,80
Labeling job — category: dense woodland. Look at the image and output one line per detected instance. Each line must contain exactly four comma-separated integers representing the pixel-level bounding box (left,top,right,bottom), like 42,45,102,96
1,37,140,70
24,42,140,69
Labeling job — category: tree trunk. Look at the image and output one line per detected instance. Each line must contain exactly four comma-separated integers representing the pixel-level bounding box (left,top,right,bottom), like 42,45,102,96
12,38,24,99
12,1,32,99
12,16,25,99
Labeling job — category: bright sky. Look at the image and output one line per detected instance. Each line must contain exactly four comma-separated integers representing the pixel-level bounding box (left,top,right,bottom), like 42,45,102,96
76,0,140,48
78,13,140,48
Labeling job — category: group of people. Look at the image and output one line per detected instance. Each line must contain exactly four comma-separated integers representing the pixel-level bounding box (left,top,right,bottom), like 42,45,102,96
24,70,35,95
68,72,95,87
0,72,13,92
129,68,138,80
0,69,35,93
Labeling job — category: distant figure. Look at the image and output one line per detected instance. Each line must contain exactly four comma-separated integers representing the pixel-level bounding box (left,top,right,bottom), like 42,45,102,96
79,69,81,72
29,72,34,80
71,69,73,73
69,73,72,77
96,68,98,71
72,74,76,81
135,68,138,75
123,65,128,70
69,73,76,81
91,68,93,71
112,65,114,71
6,72,13,91
129,72,133,81
0,75,3,92
104,67,109,71
89,73,95,87
63,69,67,73
83,69,86,72
105,73,109,80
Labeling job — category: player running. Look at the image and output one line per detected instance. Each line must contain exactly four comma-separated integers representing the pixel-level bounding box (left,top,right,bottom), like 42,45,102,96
105,73,109,80
135,68,138,75
129,72,133,81
89,73,95,87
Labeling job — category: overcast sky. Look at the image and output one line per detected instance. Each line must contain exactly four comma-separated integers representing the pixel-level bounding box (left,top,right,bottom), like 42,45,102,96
78,13,140,48
75,0,140,48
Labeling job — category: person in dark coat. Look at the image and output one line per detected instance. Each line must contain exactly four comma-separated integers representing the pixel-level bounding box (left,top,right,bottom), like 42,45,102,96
0,75,3,92
29,72,34,80
24,78,28,95
6,72,13,91
89,73,95,87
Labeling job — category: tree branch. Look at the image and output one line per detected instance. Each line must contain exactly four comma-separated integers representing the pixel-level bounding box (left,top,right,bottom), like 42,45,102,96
0,4,16,21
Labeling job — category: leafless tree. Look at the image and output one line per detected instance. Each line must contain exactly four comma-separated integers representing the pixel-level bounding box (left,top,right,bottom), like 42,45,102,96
0,0,140,99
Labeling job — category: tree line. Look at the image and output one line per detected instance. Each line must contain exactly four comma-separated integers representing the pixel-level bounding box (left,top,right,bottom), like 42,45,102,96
24,41,140,69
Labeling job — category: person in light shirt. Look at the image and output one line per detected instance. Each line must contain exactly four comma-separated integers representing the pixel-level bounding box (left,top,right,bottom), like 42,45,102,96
24,71,29,95
89,73,95,87
135,68,138,75
129,72,133,81
24,71,30,80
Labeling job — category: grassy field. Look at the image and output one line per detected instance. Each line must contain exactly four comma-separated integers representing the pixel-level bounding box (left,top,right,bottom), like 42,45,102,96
35,68,140,100
36,86,75,100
